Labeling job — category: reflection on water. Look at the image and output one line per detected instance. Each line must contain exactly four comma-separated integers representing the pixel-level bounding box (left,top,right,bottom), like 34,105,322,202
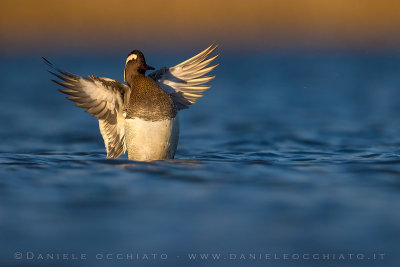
0,52,400,266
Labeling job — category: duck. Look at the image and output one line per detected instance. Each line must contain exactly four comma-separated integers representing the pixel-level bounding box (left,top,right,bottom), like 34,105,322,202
44,44,219,161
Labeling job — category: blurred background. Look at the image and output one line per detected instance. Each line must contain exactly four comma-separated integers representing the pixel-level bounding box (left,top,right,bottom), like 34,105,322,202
1,1,400,267
1,0,400,55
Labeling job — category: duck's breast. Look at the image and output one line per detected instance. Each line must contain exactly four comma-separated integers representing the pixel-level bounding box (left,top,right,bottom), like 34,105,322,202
124,116,179,161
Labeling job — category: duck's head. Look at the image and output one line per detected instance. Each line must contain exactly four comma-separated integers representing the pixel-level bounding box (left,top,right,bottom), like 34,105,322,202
124,50,155,84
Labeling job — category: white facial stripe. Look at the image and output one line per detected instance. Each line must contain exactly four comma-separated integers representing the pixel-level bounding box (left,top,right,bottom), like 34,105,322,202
125,54,138,65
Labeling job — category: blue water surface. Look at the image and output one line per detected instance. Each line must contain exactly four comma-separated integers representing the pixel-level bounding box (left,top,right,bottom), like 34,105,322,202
0,51,400,266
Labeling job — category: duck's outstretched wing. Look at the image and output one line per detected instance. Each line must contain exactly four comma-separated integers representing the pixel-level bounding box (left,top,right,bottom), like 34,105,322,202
43,58,128,159
148,44,219,110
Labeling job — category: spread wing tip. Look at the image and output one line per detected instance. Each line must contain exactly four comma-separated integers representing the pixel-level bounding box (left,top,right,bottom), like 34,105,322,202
42,57,54,68
150,44,219,110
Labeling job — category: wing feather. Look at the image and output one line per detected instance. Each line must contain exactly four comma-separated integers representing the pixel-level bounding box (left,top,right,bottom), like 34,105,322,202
148,44,219,110
44,57,129,159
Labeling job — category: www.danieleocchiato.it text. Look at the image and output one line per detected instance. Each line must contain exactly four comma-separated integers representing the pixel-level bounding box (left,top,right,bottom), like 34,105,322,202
13,252,385,262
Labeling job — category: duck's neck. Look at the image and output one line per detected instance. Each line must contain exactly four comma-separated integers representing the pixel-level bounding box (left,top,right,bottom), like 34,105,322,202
125,63,146,87
126,73,145,88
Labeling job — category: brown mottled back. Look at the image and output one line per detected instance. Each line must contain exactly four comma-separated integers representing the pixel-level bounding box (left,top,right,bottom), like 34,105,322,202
126,75,177,121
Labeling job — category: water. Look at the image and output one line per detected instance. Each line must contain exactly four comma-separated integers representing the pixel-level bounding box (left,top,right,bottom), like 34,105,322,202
1,51,400,266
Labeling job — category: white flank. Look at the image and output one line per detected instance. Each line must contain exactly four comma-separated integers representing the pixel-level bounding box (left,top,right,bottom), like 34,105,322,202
124,116,179,161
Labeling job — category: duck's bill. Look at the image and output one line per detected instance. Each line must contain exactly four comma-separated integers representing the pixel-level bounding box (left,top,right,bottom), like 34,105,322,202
140,64,155,70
